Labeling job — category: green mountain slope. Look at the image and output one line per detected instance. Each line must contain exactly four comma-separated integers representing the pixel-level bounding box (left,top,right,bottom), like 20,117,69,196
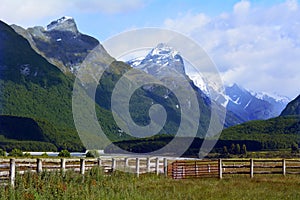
92,60,216,138
0,115,58,151
221,94,300,150
221,116,300,149
0,20,126,151
15,17,222,139
281,95,300,116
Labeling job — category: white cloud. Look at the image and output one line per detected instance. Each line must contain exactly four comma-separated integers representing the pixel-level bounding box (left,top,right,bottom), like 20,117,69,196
164,0,300,98
286,0,298,10
72,0,145,14
0,0,69,26
233,0,250,15
0,0,145,27
164,13,210,34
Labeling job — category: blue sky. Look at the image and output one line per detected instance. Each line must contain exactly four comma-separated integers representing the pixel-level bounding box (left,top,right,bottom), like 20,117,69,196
0,0,299,98
0,0,288,40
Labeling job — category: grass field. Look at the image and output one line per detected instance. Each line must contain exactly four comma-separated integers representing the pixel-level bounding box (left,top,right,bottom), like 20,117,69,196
1,167,300,200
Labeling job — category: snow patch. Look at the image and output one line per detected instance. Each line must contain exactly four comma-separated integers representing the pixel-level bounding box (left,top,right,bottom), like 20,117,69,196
46,16,74,31
244,99,252,109
231,97,241,105
220,95,230,107
250,90,290,103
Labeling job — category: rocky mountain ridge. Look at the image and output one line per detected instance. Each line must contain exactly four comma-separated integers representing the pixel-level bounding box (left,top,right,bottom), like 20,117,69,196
127,44,290,122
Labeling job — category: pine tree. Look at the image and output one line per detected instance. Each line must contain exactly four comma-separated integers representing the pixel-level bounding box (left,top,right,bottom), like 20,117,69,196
291,142,299,154
223,146,228,154
241,144,247,155
230,143,235,154
236,144,241,154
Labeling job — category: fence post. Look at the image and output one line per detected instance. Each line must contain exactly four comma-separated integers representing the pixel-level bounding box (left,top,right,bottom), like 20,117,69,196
9,159,15,187
156,157,160,175
125,157,129,167
163,158,168,177
124,158,129,172
97,158,102,167
172,161,176,179
61,158,66,172
250,159,254,178
37,158,42,173
146,157,151,173
282,159,286,176
218,159,222,179
194,161,197,177
80,158,85,175
195,162,198,177
112,158,116,172
136,158,140,178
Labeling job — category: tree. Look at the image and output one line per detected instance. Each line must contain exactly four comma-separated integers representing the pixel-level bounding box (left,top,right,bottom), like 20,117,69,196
0,149,6,157
222,146,229,158
291,142,299,154
223,146,228,154
236,144,241,155
86,150,100,158
9,148,23,157
241,144,247,155
58,149,71,157
230,143,236,154
23,152,31,157
41,152,49,157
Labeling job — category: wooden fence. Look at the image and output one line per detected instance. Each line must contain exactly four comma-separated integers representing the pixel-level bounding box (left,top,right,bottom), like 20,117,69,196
3,158,300,186
170,159,300,179
0,157,170,187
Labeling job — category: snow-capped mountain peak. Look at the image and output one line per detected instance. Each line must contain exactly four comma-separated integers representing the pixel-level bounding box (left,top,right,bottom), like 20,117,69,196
250,90,290,104
126,43,290,123
148,43,179,58
127,43,185,76
223,84,290,121
46,16,78,33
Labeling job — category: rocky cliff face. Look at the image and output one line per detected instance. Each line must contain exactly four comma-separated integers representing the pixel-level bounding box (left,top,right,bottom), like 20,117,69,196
11,16,108,74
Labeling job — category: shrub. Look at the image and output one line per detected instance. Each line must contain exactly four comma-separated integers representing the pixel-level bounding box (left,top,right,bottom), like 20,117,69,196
291,142,299,154
41,152,49,157
9,148,23,157
86,150,100,158
58,149,71,157
0,149,6,157
23,152,31,157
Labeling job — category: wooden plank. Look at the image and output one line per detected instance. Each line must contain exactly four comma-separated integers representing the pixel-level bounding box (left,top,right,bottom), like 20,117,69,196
9,159,15,187
250,159,254,178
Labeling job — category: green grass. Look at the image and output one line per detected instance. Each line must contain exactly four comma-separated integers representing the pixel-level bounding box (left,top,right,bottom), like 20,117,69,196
2,167,300,200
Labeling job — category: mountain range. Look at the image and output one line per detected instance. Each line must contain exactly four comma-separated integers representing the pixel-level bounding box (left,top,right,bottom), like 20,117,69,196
221,94,300,149
0,16,299,152
127,44,290,123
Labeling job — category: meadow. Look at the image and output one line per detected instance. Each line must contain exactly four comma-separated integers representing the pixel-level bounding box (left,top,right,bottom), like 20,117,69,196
1,167,300,200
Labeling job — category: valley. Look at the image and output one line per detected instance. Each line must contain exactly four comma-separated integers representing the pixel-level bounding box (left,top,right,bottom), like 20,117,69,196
0,16,299,158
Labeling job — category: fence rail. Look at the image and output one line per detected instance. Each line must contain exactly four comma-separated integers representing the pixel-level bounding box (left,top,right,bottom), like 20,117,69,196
3,158,300,186
0,157,170,187
170,159,300,179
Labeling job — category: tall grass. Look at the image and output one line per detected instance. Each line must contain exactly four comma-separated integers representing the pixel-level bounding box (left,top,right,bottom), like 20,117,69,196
1,167,300,200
